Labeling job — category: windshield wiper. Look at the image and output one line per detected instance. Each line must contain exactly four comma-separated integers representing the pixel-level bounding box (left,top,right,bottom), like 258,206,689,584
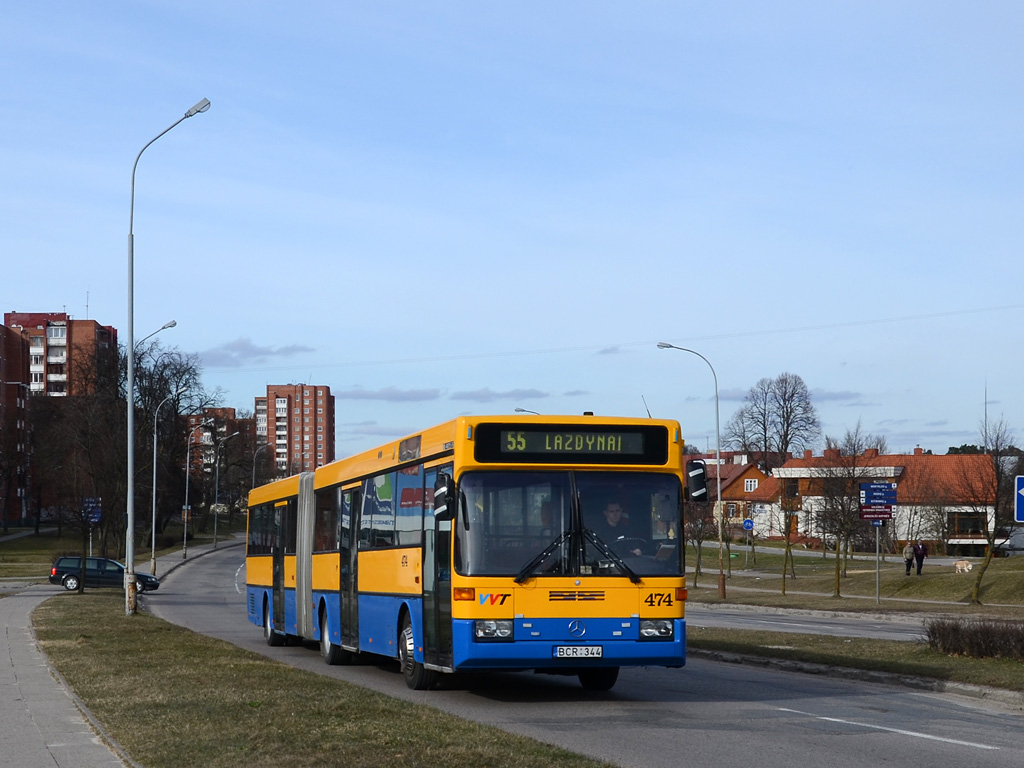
584,529,642,584
514,530,570,584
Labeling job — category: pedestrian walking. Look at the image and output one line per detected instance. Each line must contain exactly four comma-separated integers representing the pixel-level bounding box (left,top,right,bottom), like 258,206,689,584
913,540,927,575
902,542,914,575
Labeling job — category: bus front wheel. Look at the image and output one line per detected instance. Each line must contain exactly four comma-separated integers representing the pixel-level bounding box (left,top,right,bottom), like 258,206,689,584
264,602,284,647
399,615,437,690
578,667,619,691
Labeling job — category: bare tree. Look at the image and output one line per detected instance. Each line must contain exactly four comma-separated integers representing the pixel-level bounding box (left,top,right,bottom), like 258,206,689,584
725,373,820,473
683,500,712,587
955,417,1015,604
817,423,884,597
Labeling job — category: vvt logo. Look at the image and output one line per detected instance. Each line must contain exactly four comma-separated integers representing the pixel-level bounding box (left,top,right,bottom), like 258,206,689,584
479,593,510,606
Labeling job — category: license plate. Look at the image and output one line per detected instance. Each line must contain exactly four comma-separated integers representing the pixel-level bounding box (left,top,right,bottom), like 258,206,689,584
554,645,603,658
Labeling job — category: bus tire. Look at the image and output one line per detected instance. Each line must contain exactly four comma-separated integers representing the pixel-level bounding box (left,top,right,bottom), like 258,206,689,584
264,600,284,647
399,614,437,690
320,610,350,665
578,667,619,691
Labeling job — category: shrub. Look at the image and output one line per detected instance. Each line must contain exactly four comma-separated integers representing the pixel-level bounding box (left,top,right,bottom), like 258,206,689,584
925,617,1024,660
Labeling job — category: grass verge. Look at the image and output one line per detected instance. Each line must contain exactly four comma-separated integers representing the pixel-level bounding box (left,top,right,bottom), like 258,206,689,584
33,592,609,768
687,626,1024,693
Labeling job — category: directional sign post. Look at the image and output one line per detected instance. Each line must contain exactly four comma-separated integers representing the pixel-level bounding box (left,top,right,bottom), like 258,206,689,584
860,482,896,520
1016,476,1024,524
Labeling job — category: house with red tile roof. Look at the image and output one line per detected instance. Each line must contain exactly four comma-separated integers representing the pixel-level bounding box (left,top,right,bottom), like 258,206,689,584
761,447,1010,557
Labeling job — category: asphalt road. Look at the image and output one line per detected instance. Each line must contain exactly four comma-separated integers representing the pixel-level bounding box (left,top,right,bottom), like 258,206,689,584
148,546,1024,768
686,603,928,641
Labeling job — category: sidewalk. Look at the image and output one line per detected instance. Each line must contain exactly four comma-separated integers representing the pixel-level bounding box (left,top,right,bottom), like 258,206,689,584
0,537,227,768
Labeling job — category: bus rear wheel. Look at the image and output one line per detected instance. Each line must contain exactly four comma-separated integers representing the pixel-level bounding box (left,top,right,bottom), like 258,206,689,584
320,611,351,665
399,615,437,690
578,667,619,691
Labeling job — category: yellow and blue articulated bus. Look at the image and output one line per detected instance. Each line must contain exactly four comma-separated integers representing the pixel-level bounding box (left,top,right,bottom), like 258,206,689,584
245,414,706,691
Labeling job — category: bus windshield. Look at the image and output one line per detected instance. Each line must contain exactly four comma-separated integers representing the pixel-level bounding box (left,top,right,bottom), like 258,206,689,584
455,470,682,578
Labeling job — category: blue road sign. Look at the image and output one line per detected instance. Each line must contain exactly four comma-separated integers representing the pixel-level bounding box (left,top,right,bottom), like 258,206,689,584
742,518,754,531
83,497,102,525
861,483,897,491
1016,476,1024,524
860,482,897,505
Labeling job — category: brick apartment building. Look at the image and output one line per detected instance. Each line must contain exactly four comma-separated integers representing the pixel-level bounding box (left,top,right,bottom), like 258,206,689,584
254,384,335,475
1,312,118,528
3,312,118,397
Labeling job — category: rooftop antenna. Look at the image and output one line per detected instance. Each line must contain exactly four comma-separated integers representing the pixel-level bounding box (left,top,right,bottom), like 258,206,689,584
984,379,989,452
641,395,652,418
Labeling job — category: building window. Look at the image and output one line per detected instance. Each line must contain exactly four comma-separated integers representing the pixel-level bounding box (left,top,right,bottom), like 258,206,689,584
727,503,738,518
744,479,758,493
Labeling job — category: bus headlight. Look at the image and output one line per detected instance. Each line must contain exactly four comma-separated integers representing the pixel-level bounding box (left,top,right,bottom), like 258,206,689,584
639,619,673,640
474,620,514,641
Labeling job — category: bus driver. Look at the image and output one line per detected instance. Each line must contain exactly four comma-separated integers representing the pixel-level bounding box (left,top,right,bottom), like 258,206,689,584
590,501,643,557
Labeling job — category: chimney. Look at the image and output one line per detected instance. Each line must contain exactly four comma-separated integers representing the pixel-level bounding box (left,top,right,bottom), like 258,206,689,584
863,449,879,459
914,446,924,455
803,450,812,460
824,448,840,460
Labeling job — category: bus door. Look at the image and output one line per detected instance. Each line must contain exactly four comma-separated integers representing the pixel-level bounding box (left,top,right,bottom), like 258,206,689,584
272,500,287,633
422,466,453,668
340,489,360,651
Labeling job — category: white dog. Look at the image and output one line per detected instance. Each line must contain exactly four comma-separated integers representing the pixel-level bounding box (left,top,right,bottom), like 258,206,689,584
953,560,973,573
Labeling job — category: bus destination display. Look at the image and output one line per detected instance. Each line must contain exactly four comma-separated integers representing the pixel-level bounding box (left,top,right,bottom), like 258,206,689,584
474,423,669,465
502,430,644,456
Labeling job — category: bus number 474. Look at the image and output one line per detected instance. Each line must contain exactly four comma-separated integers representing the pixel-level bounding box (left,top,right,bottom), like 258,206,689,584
644,593,673,607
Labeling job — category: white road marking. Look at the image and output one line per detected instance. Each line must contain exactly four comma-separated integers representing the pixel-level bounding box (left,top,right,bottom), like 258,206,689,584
777,708,999,750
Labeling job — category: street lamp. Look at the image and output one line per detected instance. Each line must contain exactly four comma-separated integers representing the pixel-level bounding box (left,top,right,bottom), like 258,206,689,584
657,341,726,600
214,431,240,549
252,442,270,488
182,419,212,561
136,320,177,349
150,385,186,576
126,98,210,616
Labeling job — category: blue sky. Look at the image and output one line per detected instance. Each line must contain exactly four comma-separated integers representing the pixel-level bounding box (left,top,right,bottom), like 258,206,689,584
3,2,1023,457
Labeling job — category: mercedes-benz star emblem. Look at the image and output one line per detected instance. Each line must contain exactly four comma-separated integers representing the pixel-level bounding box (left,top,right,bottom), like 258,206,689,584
568,619,586,638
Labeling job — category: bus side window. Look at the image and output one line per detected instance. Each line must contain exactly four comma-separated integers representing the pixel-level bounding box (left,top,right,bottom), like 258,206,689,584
361,474,396,548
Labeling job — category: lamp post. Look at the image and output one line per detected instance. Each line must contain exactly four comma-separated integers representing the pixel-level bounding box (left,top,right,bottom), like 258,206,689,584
214,431,240,549
182,420,211,561
126,98,210,616
657,341,726,599
150,386,186,576
252,442,270,489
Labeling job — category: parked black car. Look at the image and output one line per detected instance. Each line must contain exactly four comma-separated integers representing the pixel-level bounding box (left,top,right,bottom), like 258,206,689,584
49,556,160,592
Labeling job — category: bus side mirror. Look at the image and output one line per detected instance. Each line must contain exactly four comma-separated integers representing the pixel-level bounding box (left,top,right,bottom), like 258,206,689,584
685,460,708,502
433,473,455,520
